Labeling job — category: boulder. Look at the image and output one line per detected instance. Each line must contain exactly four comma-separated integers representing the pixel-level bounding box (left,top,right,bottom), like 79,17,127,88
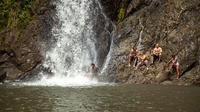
156,71,169,83
0,72,7,83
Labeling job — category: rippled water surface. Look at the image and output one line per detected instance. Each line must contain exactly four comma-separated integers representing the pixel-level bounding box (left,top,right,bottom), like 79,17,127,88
0,84,200,112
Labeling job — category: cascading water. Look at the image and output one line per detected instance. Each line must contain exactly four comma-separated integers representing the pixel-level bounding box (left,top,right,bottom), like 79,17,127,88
137,29,143,51
137,18,144,51
44,0,96,76
23,0,110,86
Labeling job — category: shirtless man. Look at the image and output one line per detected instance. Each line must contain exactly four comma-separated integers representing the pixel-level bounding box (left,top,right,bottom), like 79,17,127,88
167,55,180,80
136,51,149,70
128,47,138,67
151,43,162,64
89,63,101,79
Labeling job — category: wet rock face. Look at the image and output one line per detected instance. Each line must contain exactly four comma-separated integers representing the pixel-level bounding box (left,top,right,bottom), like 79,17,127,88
0,0,55,81
101,0,200,85
92,1,113,68
0,72,7,83
99,0,122,21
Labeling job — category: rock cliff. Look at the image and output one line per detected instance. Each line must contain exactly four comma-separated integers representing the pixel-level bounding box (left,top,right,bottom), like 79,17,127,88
0,0,55,81
100,0,200,86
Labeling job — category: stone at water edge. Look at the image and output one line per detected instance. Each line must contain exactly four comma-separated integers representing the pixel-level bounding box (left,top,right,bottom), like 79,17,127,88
0,72,7,83
161,80,173,85
156,71,169,83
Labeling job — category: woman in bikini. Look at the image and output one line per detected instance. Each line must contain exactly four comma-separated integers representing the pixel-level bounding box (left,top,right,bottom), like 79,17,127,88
167,55,180,79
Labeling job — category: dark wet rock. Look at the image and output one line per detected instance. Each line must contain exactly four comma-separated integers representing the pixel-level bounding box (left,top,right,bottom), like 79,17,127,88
101,0,200,86
156,71,169,83
92,1,115,68
0,72,7,83
98,0,122,21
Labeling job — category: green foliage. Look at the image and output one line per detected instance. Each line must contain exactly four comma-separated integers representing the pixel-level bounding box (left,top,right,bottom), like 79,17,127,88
117,0,126,22
0,0,37,32
0,0,9,31
118,8,125,22
18,9,31,29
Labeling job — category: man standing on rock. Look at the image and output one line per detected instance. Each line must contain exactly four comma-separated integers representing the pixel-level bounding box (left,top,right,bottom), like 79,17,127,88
136,51,149,70
151,43,162,64
167,55,180,80
128,47,138,67
88,63,101,79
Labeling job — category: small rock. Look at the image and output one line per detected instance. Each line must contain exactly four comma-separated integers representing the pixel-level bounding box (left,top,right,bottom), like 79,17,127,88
161,81,173,85
156,71,169,83
0,72,7,83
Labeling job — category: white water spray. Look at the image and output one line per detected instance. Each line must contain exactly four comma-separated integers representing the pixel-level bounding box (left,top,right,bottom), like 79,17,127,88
137,18,144,51
137,29,143,51
23,0,109,86
101,22,115,74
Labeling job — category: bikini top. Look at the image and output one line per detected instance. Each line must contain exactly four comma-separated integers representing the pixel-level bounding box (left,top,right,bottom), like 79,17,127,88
172,58,177,63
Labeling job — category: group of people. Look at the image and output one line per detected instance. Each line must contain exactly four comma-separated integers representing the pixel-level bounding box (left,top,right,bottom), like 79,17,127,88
128,44,180,79
89,44,180,80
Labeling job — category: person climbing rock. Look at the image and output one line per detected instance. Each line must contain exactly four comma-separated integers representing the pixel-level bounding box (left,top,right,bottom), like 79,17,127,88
167,55,180,80
128,47,138,67
136,51,149,70
151,43,162,64
88,63,101,79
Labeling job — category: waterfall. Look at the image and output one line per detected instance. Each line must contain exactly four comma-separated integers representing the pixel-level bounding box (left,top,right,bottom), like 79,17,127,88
137,29,143,51
101,22,116,74
23,0,110,86
43,0,97,77
137,18,144,51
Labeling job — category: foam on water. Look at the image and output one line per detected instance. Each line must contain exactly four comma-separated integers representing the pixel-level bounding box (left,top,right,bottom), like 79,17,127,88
22,76,108,87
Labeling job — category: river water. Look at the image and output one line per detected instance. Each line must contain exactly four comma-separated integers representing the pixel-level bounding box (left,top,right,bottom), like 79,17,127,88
0,84,200,112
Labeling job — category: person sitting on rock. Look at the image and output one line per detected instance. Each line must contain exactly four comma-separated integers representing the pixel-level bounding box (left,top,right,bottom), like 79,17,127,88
88,63,101,79
136,51,149,70
167,55,180,80
128,47,138,67
151,43,162,64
